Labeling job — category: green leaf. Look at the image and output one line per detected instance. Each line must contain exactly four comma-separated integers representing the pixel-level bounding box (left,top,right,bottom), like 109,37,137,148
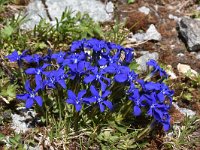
129,61,139,72
1,84,17,99
1,25,14,39
127,0,135,4
109,121,127,133
0,133,5,141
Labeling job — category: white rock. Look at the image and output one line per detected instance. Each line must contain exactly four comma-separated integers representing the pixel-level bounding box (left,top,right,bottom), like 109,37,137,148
168,14,181,22
128,24,161,42
46,0,113,22
21,0,114,30
11,114,29,133
177,53,185,57
173,102,196,117
138,6,150,15
136,51,159,72
144,24,162,41
177,63,198,77
166,65,177,79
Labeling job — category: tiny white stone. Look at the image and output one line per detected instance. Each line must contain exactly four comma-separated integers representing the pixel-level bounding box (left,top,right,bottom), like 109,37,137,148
138,6,150,15
144,24,161,41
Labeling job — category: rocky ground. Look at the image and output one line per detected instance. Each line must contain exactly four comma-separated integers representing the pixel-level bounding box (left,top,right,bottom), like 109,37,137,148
0,0,200,149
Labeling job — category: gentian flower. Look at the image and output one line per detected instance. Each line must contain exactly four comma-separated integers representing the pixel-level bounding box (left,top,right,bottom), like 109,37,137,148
129,89,146,116
66,90,87,112
144,92,169,123
123,48,134,64
44,69,67,89
24,54,42,65
63,52,86,68
70,39,85,52
147,59,168,78
114,69,137,83
98,50,121,66
16,80,43,108
84,67,110,91
157,83,174,103
6,50,28,67
86,85,112,112
25,63,50,82
51,51,66,64
137,80,160,92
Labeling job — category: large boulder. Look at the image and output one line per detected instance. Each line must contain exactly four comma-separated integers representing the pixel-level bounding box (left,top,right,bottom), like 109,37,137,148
178,17,200,52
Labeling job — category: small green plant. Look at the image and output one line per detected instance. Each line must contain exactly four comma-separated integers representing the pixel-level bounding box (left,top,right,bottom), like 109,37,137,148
163,116,200,149
127,0,135,4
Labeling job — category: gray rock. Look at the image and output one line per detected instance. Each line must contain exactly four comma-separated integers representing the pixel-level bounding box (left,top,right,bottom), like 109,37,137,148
196,52,200,59
178,17,200,51
11,109,37,133
21,0,114,30
173,102,196,117
20,0,48,30
128,24,161,42
138,6,150,15
132,33,145,41
144,24,161,41
11,114,29,133
136,51,159,72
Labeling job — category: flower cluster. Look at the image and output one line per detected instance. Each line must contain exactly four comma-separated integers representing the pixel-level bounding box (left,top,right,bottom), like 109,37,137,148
6,38,174,131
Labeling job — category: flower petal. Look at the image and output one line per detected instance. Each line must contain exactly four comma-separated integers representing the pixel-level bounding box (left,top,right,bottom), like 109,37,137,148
103,100,113,110
84,75,95,83
67,90,76,100
115,73,127,82
25,98,34,108
16,94,29,100
78,90,86,99
133,105,141,116
99,103,105,112
25,68,36,75
75,104,82,112
34,96,43,107
25,80,32,92
90,85,99,96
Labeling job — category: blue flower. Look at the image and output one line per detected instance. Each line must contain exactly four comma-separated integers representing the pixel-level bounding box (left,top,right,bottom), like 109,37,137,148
157,83,174,103
23,54,42,65
144,92,170,127
44,69,67,89
70,39,86,52
137,80,161,92
6,50,28,67
115,69,137,83
84,67,110,91
16,80,43,108
129,89,146,116
66,90,87,112
98,50,121,66
86,85,112,112
123,48,134,64
62,52,86,68
147,59,168,78
51,51,66,64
